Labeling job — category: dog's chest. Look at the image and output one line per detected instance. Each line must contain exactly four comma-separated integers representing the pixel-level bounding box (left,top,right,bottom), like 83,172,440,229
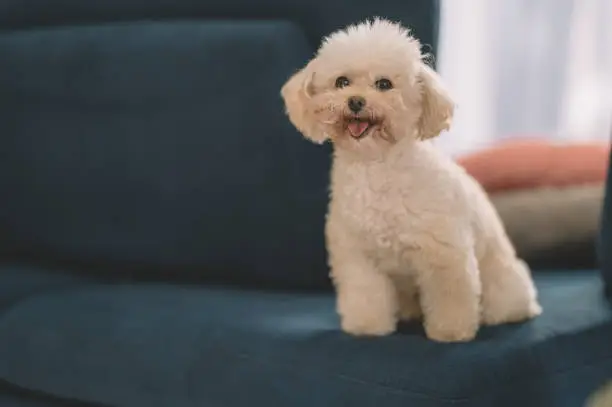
334,168,417,253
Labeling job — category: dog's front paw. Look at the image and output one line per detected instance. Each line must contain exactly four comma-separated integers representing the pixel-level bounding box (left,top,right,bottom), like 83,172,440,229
335,268,398,337
424,319,478,343
341,313,396,337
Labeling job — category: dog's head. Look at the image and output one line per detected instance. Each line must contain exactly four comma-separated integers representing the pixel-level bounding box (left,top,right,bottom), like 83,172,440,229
281,18,454,157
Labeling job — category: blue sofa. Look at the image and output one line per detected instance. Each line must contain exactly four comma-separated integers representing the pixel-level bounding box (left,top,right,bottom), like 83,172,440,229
0,1,611,406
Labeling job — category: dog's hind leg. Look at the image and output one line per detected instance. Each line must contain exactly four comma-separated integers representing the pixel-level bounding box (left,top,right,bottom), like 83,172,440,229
479,240,542,326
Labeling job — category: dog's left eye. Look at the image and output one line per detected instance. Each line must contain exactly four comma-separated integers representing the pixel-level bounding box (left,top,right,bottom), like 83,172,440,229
375,78,393,91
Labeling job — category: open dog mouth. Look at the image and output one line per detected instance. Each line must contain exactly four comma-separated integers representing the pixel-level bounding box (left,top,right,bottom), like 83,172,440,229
345,118,379,139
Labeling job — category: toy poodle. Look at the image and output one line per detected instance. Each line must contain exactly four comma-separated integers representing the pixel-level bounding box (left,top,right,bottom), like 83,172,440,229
280,18,542,342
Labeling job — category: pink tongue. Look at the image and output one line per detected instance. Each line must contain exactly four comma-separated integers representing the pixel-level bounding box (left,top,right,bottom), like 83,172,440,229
347,121,369,138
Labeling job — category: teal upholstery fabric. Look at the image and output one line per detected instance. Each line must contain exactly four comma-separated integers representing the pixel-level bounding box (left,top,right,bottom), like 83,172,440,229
0,264,97,310
0,396,72,407
0,1,438,289
0,20,329,289
0,0,439,53
0,270,610,407
0,389,88,407
599,138,612,297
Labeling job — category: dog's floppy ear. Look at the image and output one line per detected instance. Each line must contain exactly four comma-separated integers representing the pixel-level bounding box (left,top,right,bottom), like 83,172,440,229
280,60,327,144
416,63,454,140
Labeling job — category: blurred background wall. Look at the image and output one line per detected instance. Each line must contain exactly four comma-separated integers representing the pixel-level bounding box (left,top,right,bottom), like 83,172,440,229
435,0,612,157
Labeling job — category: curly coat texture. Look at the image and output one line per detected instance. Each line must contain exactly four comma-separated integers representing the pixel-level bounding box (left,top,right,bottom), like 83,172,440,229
281,18,541,342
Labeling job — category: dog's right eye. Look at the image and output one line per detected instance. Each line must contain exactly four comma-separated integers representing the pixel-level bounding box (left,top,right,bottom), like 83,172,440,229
335,76,350,88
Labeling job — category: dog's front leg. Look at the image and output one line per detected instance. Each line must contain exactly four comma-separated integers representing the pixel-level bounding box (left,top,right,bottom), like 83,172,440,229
412,246,481,342
331,253,398,336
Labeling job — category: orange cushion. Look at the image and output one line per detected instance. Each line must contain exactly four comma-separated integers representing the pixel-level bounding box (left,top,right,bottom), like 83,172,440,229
456,139,610,193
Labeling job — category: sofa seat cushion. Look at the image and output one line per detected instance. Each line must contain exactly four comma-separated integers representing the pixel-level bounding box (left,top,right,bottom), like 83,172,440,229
0,396,67,407
0,264,100,312
0,271,610,407
0,391,84,407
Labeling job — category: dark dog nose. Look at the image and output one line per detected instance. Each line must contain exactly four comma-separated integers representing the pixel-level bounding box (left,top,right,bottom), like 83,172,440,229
347,96,366,113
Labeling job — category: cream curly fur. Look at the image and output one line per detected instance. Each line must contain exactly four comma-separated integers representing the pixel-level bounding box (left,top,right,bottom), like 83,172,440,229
281,18,541,342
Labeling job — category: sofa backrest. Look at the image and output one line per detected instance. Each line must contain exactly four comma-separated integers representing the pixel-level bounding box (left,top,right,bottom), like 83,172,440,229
599,126,612,297
0,0,439,289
